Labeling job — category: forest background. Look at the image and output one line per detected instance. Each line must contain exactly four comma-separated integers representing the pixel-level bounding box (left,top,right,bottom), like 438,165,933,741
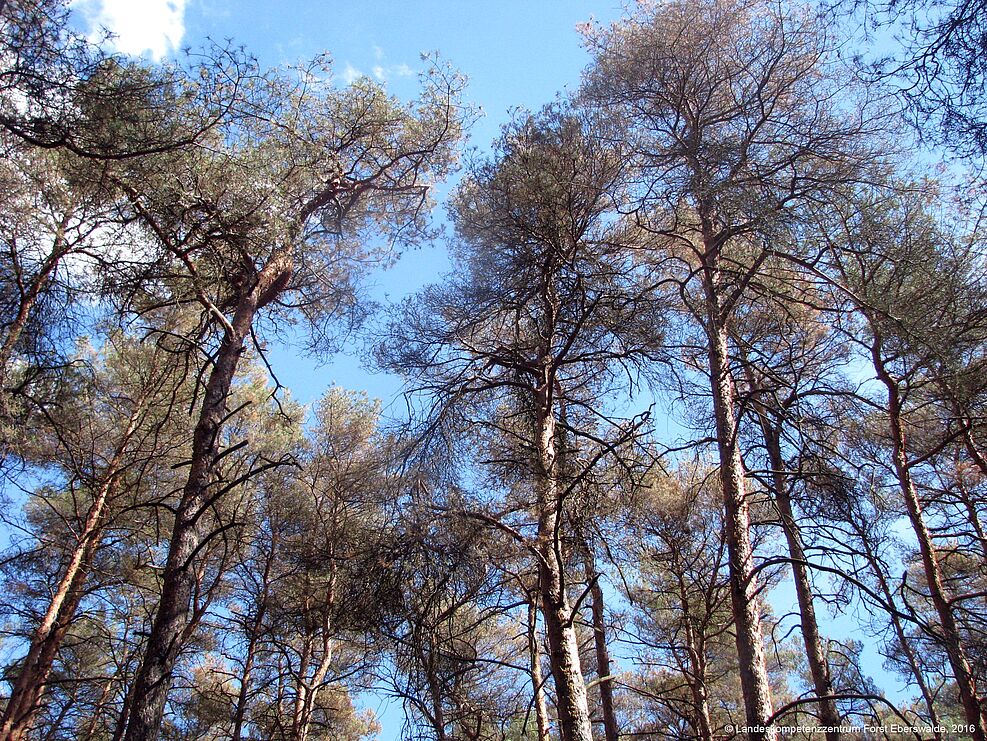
1,0,986,740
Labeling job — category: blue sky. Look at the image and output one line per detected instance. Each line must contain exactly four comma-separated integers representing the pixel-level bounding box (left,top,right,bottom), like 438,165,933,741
74,0,633,408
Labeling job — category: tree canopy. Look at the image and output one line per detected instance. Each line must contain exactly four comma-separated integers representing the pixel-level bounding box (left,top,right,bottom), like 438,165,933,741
2,1,986,740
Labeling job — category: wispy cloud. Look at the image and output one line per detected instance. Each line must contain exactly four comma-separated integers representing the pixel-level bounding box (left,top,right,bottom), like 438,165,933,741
341,62,363,85
74,0,188,60
369,61,415,82
338,49,416,86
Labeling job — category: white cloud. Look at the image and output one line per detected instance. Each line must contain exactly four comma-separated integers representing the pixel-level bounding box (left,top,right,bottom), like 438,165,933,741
74,0,188,60
337,52,415,87
341,63,362,85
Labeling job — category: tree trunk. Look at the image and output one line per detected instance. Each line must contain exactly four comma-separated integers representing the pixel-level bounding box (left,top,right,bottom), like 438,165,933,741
291,560,337,741
671,549,714,741
124,255,291,741
956,469,987,559
761,419,842,740
1,565,91,741
231,534,277,741
111,667,138,741
870,333,987,740
704,303,776,741
538,574,593,741
527,596,552,741
230,630,260,741
79,675,116,741
936,395,987,556
427,632,448,741
961,422,987,480
0,211,73,402
581,544,619,741
0,405,143,741
291,624,315,740
293,636,334,740
855,514,944,739
534,385,594,741
939,388,987,480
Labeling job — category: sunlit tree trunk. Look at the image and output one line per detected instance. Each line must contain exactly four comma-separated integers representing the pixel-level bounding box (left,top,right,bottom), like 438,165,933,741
527,596,552,741
759,416,842,739
703,272,776,741
231,533,277,741
292,570,336,741
670,547,714,741
581,544,619,741
79,676,115,741
0,404,144,741
124,253,291,741
869,327,987,740
534,381,594,741
0,210,72,399
853,509,944,739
